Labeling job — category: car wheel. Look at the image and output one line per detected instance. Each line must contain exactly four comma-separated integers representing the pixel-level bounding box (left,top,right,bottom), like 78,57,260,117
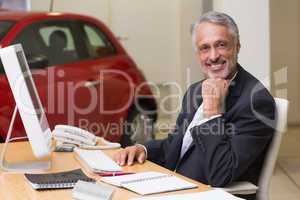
121,107,155,147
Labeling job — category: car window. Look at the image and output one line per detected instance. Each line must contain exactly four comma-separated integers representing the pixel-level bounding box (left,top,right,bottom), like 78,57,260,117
0,60,4,74
13,20,81,69
0,21,15,41
13,26,49,70
39,26,76,53
82,23,116,58
0,21,15,74
38,24,80,66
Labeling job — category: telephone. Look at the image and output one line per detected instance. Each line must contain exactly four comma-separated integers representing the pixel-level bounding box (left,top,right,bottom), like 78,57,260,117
52,125,121,151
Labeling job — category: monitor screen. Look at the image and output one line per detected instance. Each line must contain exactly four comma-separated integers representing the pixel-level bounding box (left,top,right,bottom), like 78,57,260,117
16,51,43,122
0,44,52,159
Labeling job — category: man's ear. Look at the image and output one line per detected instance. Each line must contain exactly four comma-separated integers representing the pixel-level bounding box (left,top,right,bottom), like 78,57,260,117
236,41,241,53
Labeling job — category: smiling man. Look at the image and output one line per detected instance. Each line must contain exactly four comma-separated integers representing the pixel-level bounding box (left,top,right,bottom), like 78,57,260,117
114,12,275,200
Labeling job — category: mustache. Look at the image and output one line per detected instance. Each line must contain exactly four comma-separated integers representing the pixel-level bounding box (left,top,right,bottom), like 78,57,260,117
206,59,226,65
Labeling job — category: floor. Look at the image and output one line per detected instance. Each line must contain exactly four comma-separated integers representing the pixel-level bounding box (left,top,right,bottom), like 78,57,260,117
155,118,300,199
269,126,300,200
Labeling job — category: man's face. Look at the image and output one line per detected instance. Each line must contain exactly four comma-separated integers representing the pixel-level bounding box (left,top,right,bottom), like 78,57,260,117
195,22,240,79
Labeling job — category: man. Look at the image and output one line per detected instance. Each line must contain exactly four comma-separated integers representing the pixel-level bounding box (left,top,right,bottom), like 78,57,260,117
114,11,275,199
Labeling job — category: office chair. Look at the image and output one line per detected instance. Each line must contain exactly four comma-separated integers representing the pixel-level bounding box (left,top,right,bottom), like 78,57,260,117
220,98,289,200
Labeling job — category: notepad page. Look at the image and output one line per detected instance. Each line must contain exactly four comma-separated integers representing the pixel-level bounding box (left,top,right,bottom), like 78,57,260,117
74,148,122,172
101,171,165,187
123,174,197,195
129,189,246,200
101,171,197,195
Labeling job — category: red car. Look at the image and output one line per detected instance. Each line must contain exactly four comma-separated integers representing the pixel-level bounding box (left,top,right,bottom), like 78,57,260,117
0,11,157,146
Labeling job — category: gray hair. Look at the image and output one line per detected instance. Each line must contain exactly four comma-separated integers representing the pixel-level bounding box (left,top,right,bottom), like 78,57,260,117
191,11,240,51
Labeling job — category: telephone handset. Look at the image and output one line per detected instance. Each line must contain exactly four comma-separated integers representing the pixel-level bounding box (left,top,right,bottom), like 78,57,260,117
52,125,121,150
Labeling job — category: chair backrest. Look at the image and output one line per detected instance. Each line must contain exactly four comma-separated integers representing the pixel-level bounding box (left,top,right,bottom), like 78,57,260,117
257,98,289,200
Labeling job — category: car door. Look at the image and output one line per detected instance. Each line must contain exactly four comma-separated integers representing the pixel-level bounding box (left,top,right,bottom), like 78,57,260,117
73,21,135,141
0,21,22,140
33,20,104,131
11,19,102,133
2,23,50,139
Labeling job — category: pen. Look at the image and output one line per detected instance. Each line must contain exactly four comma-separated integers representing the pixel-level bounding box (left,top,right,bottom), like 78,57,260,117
97,172,135,177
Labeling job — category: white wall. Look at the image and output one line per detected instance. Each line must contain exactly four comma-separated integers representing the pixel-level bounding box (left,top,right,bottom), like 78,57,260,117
30,0,109,24
53,0,109,24
179,0,204,90
213,0,271,87
110,0,204,120
1,0,30,10
271,0,300,124
110,0,180,83
30,0,50,11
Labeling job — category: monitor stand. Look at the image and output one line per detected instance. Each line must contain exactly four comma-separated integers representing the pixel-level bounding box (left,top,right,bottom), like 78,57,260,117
0,106,51,172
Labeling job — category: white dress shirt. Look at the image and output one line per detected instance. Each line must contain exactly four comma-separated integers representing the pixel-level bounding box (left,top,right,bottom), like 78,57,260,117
180,72,238,158
140,72,238,160
180,105,221,158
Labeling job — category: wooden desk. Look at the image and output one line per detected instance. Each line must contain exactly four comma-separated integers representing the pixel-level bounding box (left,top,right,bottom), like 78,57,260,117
0,142,209,200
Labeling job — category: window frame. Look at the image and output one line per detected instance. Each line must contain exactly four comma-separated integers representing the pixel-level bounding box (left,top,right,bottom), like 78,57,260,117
0,20,16,74
75,20,117,59
0,20,16,41
12,19,89,68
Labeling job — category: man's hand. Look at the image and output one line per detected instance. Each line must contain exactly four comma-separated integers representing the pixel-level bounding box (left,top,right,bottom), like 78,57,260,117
113,145,146,166
202,78,229,118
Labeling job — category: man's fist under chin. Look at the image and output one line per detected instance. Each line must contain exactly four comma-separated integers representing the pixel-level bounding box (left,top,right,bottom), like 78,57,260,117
202,78,229,118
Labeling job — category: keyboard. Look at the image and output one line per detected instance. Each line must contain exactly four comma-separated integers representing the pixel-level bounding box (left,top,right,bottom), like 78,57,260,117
74,148,122,173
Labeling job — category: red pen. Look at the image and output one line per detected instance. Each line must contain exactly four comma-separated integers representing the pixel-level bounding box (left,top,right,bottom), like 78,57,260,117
97,172,135,177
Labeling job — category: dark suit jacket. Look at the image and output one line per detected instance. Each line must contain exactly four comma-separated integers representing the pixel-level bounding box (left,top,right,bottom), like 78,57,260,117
145,64,275,188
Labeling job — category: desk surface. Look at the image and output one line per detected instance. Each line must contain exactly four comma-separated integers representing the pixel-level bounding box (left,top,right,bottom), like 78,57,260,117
0,142,209,200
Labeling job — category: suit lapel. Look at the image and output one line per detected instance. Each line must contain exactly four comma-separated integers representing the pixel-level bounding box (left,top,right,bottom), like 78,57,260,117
179,64,246,160
165,82,202,170
171,64,247,169
225,64,245,111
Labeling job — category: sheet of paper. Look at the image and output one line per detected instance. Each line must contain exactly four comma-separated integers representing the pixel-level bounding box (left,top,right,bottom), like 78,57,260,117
214,181,258,195
101,172,165,186
72,181,114,200
129,189,246,200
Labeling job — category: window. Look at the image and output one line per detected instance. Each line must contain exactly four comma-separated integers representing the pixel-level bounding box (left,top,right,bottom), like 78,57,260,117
13,26,48,70
82,23,116,58
0,60,4,74
39,25,79,66
0,21,15,74
39,26,76,52
13,21,81,68
0,21,15,41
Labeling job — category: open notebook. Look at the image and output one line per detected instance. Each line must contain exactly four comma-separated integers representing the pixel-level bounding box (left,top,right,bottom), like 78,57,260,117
101,171,197,195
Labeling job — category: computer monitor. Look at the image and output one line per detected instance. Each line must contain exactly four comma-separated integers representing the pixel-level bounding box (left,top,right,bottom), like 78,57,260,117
0,44,52,160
